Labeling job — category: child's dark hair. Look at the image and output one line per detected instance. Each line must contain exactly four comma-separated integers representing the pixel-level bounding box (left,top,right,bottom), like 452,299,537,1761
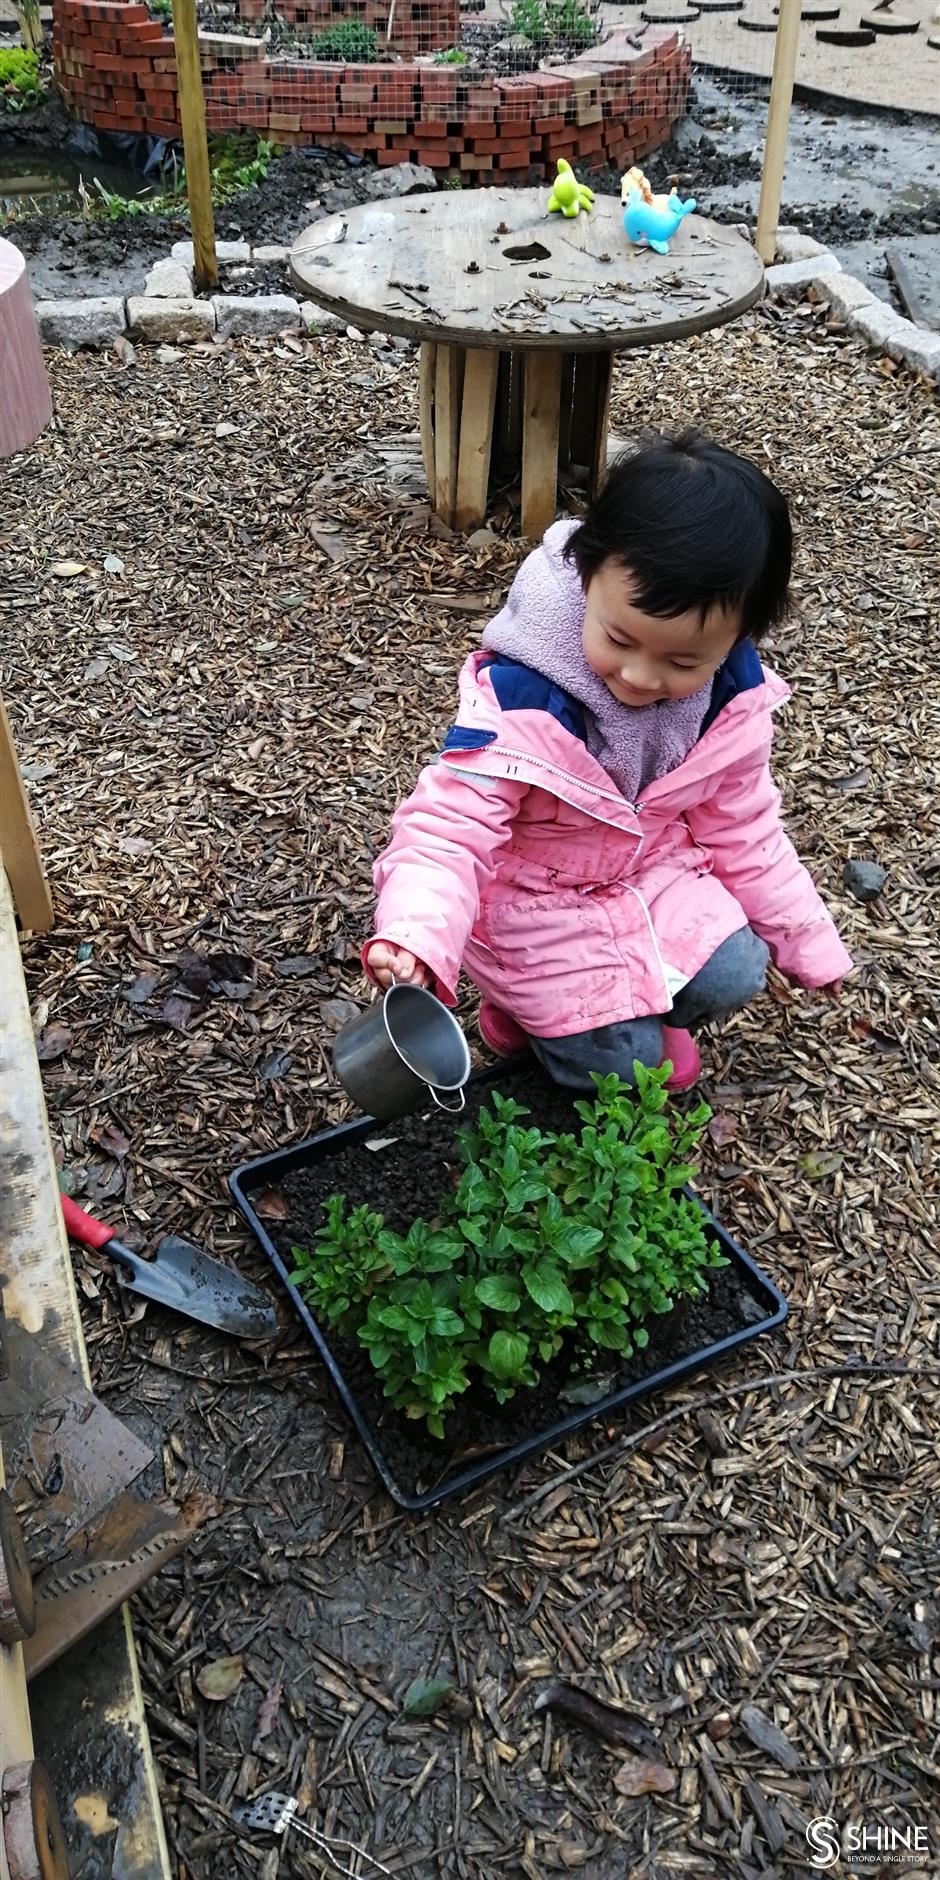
564,431,792,644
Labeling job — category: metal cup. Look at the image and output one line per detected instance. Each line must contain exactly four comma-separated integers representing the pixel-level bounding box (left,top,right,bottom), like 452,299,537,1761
332,979,471,1122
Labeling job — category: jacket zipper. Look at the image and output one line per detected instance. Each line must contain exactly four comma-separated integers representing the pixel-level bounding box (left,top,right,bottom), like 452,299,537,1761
445,744,641,827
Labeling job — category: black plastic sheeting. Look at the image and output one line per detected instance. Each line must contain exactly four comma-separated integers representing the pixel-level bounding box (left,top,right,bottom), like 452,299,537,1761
64,118,178,177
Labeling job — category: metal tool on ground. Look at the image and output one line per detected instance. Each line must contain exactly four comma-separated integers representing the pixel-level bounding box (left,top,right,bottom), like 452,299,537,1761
60,1196,278,1339
233,1792,394,1874
332,978,471,1123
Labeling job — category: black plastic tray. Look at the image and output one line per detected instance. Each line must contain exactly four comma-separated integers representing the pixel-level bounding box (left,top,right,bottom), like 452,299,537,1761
230,1067,788,1512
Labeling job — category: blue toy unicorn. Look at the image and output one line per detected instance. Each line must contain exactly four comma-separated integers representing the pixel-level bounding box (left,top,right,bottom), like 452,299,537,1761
623,188,696,256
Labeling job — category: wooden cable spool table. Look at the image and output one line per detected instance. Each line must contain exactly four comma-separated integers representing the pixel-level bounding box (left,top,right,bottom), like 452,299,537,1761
291,189,764,539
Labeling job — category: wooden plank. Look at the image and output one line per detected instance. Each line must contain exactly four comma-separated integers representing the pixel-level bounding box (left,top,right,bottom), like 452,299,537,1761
521,350,563,542
590,351,615,498
418,342,437,497
0,693,52,935
0,863,172,1876
173,0,218,291
433,344,465,528
454,348,499,533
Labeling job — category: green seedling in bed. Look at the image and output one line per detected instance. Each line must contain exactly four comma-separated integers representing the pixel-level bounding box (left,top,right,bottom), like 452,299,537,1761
290,1067,727,1438
310,21,378,60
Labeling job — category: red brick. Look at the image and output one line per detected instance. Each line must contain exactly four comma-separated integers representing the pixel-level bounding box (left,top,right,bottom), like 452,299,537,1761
412,118,449,139
460,150,491,170
129,20,170,40
416,142,452,165
534,114,565,134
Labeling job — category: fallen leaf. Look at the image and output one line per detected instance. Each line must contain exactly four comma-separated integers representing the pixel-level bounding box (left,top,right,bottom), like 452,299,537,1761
89,1122,131,1161
56,1166,85,1198
21,761,56,781
252,1676,283,1746
275,955,320,979
123,971,160,1006
613,1755,675,1798
37,1020,73,1062
261,1049,292,1082
707,1713,733,1741
215,420,238,438
161,994,192,1032
118,836,153,858
799,1150,844,1180
103,553,125,574
83,656,110,683
534,1684,661,1754
403,1677,454,1719
707,1112,739,1147
739,1703,800,1772
84,1161,126,1205
831,767,871,793
196,1654,244,1702
49,560,87,577
255,1188,288,1221
559,1373,618,1407
319,997,361,1029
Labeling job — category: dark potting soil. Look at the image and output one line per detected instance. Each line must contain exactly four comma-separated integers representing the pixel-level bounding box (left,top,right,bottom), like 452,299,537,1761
269,1062,771,1500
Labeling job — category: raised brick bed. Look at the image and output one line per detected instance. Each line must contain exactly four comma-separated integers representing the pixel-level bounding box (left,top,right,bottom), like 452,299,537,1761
52,0,690,182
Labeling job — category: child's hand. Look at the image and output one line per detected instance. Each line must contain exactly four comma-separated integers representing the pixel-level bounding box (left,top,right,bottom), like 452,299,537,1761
821,978,843,1000
366,942,432,990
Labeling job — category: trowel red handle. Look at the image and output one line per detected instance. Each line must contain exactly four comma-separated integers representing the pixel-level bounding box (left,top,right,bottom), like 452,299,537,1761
60,1194,116,1252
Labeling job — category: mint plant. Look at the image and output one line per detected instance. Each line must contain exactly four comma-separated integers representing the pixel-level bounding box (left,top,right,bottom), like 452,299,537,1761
290,1067,726,1439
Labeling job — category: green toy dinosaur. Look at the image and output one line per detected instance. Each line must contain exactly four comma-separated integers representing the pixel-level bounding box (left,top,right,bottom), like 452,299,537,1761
546,158,594,218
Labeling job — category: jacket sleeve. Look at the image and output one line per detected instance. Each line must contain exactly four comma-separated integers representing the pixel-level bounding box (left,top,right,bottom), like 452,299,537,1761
686,751,853,987
363,760,527,1005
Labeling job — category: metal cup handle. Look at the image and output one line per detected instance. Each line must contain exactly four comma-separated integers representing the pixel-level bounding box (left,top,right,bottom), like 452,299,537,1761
429,1085,466,1113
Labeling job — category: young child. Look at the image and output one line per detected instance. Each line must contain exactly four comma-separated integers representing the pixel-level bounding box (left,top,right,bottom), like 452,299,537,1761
363,433,851,1091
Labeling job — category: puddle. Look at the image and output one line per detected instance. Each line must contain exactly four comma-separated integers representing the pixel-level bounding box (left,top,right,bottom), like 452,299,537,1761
0,143,158,221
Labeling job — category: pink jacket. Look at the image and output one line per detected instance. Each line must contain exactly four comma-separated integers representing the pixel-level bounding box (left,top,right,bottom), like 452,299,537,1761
366,637,851,1041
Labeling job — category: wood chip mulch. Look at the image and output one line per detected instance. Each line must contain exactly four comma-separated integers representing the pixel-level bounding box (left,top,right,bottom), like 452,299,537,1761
1,303,938,1879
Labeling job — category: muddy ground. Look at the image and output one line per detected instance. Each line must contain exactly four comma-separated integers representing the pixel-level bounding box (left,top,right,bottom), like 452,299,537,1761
5,75,939,307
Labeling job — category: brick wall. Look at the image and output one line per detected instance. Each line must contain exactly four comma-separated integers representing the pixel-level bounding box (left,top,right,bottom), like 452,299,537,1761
53,0,691,184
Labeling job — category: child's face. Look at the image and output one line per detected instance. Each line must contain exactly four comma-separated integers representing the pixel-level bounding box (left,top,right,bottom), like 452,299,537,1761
582,561,741,707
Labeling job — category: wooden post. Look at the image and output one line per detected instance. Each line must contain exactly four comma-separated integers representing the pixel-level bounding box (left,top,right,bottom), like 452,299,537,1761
0,693,53,934
756,0,802,265
521,351,562,542
172,0,218,292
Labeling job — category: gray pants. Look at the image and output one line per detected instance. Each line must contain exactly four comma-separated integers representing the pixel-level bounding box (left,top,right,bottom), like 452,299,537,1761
530,926,769,1090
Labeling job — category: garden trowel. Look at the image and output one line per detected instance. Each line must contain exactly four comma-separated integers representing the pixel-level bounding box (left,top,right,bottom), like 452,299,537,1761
61,1194,279,1339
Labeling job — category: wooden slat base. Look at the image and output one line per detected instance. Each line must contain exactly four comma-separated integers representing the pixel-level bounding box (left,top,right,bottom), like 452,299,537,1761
419,343,613,539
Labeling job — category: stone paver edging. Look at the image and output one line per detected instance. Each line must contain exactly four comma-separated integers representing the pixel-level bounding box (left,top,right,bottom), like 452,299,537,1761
767,228,940,381
30,219,940,384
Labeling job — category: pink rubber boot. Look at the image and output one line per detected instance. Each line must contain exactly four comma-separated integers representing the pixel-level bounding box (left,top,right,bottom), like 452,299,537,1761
479,999,529,1057
660,1026,701,1092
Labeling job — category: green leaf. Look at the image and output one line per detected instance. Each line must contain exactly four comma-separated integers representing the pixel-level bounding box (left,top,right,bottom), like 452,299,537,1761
523,1261,573,1315
475,1275,522,1313
488,1329,529,1380
429,1307,464,1338
799,1150,844,1180
403,1677,455,1718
